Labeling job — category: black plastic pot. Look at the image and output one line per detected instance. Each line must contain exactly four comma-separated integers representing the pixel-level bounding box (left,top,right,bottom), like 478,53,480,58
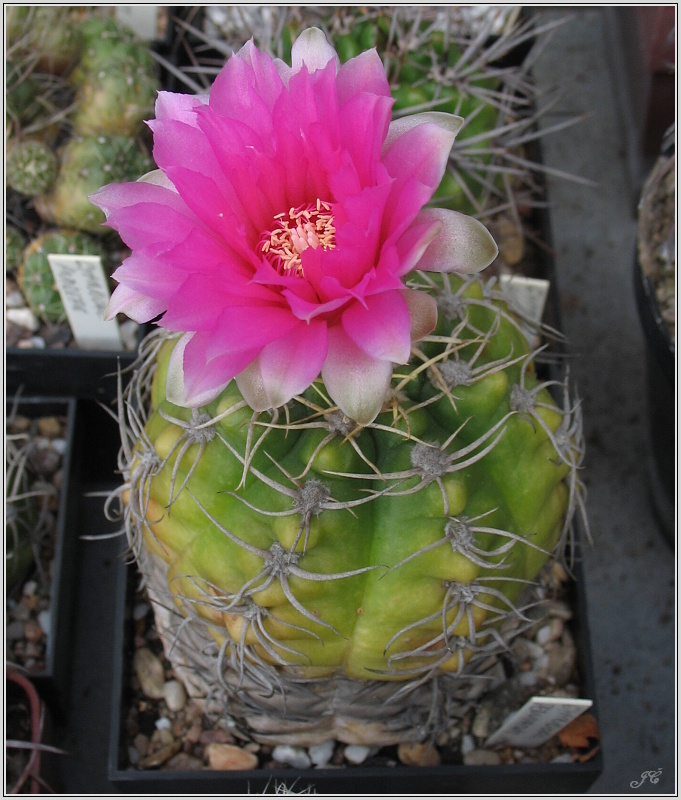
633,254,675,543
5,334,144,404
5,396,79,719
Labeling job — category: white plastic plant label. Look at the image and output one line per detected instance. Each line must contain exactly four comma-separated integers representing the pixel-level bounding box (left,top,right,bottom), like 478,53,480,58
48,254,124,351
499,274,550,345
485,696,593,748
115,6,166,41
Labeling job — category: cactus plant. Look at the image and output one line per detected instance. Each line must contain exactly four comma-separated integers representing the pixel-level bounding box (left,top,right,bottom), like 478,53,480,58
33,134,153,234
17,229,109,324
99,25,586,747
6,138,59,197
70,16,161,137
169,6,583,236
6,225,28,274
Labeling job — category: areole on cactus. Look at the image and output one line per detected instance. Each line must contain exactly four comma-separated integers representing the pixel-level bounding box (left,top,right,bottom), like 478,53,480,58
98,27,587,746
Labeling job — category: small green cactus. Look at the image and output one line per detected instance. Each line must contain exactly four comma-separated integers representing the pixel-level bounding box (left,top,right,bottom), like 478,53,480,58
5,6,83,75
70,15,160,137
72,52,160,137
34,134,153,234
17,229,109,324
6,225,28,274
6,138,59,197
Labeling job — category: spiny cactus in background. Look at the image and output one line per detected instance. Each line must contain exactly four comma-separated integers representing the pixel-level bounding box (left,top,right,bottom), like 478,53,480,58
6,138,59,197
70,17,161,137
169,6,582,243
33,134,153,234
17,229,109,324
5,6,84,76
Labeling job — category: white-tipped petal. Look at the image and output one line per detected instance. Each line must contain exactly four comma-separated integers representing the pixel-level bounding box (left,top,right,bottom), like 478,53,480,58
322,327,393,426
137,169,178,191
416,207,499,274
235,359,271,411
291,27,339,75
165,333,191,407
383,112,464,154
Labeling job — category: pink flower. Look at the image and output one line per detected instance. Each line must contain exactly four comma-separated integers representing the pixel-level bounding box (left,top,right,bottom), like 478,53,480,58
92,28,497,424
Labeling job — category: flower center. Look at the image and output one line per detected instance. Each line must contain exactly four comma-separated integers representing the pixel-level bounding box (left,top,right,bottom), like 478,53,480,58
260,199,336,278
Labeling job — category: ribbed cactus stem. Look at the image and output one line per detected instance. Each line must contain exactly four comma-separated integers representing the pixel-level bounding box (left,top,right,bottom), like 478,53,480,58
109,272,586,745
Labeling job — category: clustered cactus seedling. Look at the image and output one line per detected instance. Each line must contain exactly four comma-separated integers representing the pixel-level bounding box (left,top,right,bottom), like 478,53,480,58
5,7,160,343
100,22,588,749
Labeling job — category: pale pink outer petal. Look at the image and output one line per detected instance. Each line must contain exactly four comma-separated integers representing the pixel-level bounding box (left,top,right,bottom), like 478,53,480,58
166,332,260,408
290,27,339,76
335,48,391,105
165,333,231,408
415,207,499,274
341,291,412,364
104,283,166,322
321,326,393,425
402,288,438,342
236,320,328,410
382,112,464,154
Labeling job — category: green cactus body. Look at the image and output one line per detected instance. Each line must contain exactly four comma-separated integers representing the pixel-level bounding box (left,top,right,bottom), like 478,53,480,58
17,229,109,323
6,138,59,197
120,273,584,719
6,6,83,75
34,134,153,234
6,226,28,273
72,57,160,137
69,16,139,85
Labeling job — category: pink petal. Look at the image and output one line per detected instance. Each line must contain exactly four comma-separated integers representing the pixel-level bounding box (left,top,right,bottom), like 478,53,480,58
342,291,412,364
383,111,463,154
237,320,328,409
166,331,260,408
205,304,299,361
321,326,393,425
392,217,443,277
154,90,208,126
415,208,499,274
336,48,391,105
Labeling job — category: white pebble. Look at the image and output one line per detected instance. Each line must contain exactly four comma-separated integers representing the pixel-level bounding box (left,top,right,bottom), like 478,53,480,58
7,307,39,331
344,744,376,765
460,734,475,755
37,610,51,634
6,290,27,309
272,745,311,770
163,679,187,712
536,625,553,646
308,740,335,767
17,336,46,349
132,602,150,621
50,438,67,456
155,716,172,731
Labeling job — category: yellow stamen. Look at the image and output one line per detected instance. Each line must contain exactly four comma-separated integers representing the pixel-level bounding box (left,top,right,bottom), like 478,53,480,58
259,199,336,278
